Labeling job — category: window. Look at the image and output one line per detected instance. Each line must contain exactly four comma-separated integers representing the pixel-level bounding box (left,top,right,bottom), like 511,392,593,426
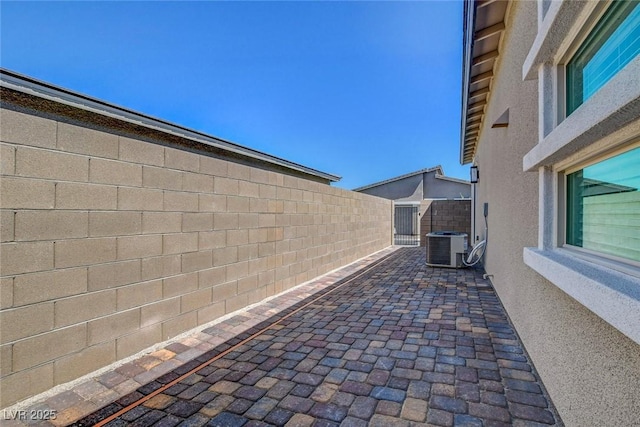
566,1,640,115
566,146,640,263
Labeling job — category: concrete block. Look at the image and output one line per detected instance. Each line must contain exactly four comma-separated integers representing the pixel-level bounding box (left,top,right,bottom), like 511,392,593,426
0,177,55,209
225,293,248,314
199,156,227,176
197,301,225,325
90,158,142,186
55,289,116,328
56,182,117,210
0,277,13,309
119,136,164,166
0,363,54,408
238,181,260,198
226,261,248,281
163,232,198,254
90,211,142,237
57,122,119,159
227,229,249,246
237,275,258,294
259,184,277,199
141,254,181,280
54,341,116,384
238,244,259,262
164,191,199,212
88,259,141,291
1,210,15,242
142,212,182,234
0,302,53,344
214,212,238,230
198,266,226,289
198,193,227,212
238,213,260,229
12,324,86,371
182,213,213,232
117,234,162,260
250,198,269,213
198,230,226,250
212,281,238,302
163,272,198,298
13,267,87,307
183,172,214,193
88,309,140,345
214,177,239,195
142,165,182,190
1,241,54,275
116,279,163,311
140,298,180,328
55,237,116,268
118,187,164,211
1,343,12,376
181,250,213,273
162,311,197,340
180,288,212,313
1,143,15,174
0,108,56,149
15,146,89,182
165,147,199,172
213,246,238,266
227,196,250,213
250,168,269,185
15,210,88,241
227,163,251,180
116,324,162,359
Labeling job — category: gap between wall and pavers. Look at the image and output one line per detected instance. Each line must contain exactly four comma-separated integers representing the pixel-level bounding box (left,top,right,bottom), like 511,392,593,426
0,247,399,427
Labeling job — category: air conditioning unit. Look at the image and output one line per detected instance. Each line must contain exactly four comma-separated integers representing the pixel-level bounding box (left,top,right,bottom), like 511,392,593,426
426,231,468,268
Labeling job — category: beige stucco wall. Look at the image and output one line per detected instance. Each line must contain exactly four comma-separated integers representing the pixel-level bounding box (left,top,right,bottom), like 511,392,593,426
472,1,640,425
0,106,392,407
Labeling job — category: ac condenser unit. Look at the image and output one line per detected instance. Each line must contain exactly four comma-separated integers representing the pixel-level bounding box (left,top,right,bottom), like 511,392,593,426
425,231,468,268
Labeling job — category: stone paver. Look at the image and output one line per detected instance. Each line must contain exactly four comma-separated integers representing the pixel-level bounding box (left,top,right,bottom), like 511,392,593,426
4,247,562,426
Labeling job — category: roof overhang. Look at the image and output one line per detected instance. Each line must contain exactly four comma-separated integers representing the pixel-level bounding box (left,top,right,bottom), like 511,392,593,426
460,0,509,165
0,68,342,183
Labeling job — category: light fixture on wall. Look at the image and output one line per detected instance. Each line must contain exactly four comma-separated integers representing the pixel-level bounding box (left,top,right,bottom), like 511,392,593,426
470,165,479,183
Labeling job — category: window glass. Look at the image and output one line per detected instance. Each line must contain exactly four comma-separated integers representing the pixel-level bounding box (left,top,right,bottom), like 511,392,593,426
566,147,640,262
566,1,640,115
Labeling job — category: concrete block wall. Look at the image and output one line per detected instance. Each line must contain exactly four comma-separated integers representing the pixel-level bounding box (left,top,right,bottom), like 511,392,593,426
0,106,392,407
419,200,471,246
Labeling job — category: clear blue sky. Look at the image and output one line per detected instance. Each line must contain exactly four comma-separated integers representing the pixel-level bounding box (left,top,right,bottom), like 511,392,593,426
1,1,467,189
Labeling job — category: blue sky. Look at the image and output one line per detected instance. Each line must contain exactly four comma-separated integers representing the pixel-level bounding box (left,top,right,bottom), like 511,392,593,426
1,1,467,189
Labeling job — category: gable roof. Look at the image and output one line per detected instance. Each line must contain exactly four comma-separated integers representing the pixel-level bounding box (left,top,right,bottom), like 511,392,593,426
353,165,470,192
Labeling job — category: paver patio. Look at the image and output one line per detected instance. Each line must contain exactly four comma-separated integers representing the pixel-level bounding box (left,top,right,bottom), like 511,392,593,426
5,247,562,426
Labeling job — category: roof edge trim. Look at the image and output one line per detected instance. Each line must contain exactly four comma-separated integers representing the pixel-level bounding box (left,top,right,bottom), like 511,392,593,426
0,68,341,182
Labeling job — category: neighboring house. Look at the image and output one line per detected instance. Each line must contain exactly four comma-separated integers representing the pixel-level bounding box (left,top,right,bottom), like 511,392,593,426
354,166,471,245
460,1,639,426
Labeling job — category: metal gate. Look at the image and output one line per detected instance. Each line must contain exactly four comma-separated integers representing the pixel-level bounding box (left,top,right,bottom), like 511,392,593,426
394,204,419,245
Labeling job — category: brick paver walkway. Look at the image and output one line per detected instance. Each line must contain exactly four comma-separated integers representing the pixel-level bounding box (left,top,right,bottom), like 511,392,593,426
8,247,563,426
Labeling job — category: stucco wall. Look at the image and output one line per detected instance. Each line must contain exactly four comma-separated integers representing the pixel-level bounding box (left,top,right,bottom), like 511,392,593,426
358,174,423,202
0,105,392,407
472,2,640,425
423,174,471,199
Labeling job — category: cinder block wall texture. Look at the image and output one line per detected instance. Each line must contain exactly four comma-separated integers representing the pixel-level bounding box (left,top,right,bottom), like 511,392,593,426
419,200,471,247
0,106,392,407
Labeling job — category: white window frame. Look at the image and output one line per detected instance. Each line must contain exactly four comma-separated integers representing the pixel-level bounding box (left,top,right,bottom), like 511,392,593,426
522,0,640,345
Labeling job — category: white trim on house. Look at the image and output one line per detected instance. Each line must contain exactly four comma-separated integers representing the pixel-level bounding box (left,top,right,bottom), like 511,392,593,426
524,248,640,344
522,0,640,344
